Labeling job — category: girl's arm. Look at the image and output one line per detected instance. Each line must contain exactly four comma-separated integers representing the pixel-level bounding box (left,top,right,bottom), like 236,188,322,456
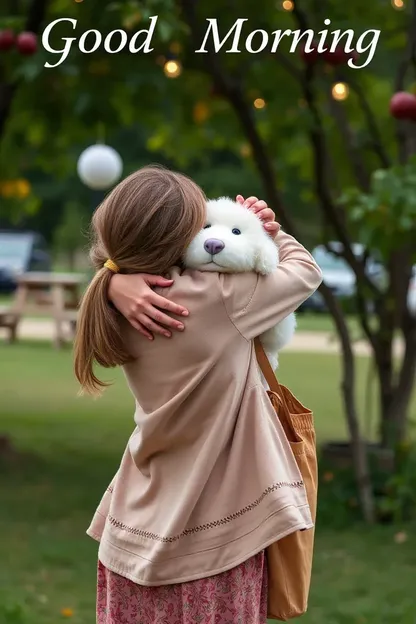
221,231,322,340
108,273,189,341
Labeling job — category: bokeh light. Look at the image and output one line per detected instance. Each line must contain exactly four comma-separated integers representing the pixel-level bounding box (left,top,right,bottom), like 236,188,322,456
164,60,182,78
254,98,266,109
332,82,349,101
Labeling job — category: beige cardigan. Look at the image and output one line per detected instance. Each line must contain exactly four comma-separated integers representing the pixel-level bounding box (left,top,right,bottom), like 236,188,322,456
87,230,323,586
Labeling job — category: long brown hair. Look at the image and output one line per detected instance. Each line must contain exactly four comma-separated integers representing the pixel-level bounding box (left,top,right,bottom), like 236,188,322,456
74,165,206,395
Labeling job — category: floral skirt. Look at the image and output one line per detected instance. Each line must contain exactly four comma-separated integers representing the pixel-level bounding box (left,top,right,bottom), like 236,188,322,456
97,551,268,624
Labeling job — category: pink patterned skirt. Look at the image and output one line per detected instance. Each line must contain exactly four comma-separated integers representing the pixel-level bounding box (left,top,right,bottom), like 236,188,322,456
97,551,268,624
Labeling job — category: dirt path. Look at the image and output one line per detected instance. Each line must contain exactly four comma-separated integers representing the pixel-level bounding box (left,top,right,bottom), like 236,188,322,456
0,318,404,356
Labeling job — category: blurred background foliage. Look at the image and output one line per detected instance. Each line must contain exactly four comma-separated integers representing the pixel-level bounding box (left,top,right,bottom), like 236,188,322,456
0,0,411,251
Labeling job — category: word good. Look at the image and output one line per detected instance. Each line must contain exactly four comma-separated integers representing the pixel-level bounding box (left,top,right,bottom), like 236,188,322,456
42,16,158,68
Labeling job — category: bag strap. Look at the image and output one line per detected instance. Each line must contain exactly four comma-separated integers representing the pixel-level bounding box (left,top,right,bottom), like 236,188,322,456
254,337,282,394
254,337,295,439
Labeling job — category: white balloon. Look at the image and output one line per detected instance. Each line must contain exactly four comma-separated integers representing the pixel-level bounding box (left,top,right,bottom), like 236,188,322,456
77,144,123,190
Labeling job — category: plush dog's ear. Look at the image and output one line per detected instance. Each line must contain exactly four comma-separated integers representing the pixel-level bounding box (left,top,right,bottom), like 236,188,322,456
254,236,279,275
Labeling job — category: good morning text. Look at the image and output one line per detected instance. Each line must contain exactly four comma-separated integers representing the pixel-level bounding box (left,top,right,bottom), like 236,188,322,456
42,16,380,69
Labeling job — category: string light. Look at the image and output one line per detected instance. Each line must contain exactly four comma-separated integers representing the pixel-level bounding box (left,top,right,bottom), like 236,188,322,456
391,0,405,8
282,0,294,10
254,98,266,109
163,60,182,78
240,144,252,158
15,179,31,198
331,82,349,101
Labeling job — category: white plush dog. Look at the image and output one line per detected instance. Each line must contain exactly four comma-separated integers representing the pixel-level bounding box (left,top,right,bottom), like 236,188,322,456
184,197,296,382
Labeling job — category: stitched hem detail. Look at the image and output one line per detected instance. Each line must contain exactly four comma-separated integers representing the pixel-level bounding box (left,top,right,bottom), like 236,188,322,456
107,480,304,543
97,512,312,586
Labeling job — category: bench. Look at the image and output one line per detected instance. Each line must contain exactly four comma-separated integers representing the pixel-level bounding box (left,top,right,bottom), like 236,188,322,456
0,306,20,343
0,273,86,348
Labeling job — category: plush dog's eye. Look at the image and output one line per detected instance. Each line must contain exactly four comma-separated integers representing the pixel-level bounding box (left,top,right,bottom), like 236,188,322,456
204,224,211,229
232,228,241,235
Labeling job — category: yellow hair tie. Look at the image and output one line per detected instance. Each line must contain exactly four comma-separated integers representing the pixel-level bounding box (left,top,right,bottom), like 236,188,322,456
104,259,119,273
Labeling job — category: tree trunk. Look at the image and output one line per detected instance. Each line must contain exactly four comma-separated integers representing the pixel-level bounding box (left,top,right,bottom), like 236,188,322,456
375,336,416,449
374,335,395,448
0,82,17,139
385,323,416,445
320,284,375,523
373,252,415,448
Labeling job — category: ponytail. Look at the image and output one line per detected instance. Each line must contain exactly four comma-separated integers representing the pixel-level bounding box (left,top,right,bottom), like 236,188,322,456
74,269,131,396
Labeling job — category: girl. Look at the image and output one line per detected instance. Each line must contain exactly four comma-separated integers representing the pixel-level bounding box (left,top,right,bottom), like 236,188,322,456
74,165,322,624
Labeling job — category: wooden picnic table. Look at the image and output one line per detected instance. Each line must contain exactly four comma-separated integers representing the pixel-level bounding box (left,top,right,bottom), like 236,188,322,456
0,272,88,348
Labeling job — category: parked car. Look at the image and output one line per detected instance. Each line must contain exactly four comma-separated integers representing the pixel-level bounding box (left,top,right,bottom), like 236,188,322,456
0,230,51,293
299,242,384,313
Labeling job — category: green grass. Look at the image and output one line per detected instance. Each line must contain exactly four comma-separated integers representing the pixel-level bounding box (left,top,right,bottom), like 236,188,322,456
295,312,337,333
0,342,415,624
0,295,12,307
295,312,361,334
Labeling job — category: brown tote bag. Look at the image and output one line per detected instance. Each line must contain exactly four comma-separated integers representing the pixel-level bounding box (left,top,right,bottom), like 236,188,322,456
254,338,318,621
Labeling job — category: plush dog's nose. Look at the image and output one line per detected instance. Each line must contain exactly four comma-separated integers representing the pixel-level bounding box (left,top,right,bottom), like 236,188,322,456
204,238,225,255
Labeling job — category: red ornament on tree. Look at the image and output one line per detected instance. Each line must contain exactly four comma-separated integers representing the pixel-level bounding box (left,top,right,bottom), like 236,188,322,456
390,92,416,121
0,30,15,51
323,46,349,66
16,31,38,56
300,42,320,65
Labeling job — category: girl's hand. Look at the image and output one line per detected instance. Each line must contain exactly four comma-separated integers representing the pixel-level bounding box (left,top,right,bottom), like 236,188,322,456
236,195,280,237
108,273,188,340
